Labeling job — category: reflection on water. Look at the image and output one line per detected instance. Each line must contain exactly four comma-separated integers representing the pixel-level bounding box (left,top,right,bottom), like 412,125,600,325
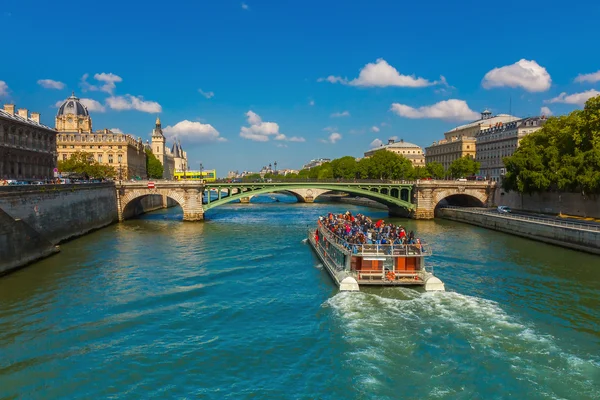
0,198,599,399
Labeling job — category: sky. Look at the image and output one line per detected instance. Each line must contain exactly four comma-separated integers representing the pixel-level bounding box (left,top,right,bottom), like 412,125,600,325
1,0,600,177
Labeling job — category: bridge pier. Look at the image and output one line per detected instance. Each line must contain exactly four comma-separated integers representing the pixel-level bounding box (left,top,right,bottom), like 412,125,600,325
240,196,251,204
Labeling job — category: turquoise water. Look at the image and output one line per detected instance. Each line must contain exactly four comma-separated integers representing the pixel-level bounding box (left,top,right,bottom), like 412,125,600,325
1,195,599,399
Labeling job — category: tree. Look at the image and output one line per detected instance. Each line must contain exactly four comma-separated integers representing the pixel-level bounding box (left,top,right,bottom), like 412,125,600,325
425,162,445,179
503,95,600,194
330,156,357,179
448,156,480,178
146,149,163,179
58,151,116,179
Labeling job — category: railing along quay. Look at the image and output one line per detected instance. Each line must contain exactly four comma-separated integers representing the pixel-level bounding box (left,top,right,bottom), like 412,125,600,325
440,206,600,232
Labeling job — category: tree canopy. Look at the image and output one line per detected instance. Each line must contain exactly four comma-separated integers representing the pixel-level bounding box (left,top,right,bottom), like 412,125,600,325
447,156,480,179
146,149,164,179
57,151,116,179
503,95,600,194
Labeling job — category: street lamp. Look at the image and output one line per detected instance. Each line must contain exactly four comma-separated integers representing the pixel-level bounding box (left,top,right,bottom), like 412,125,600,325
274,161,277,174
199,162,204,182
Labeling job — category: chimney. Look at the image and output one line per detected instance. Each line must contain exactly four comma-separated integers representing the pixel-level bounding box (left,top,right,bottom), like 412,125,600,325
3,104,15,115
31,112,40,123
387,138,395,145
17,108,28,119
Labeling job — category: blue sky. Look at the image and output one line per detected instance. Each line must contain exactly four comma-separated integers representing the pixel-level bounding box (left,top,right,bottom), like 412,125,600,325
1,0,600,176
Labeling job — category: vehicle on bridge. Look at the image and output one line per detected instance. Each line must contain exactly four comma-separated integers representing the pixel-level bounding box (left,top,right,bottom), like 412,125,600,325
308,214,445,292
174,169,217,182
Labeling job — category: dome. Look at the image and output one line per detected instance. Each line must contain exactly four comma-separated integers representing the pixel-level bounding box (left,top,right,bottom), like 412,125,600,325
57,92,89,117
386,139,420,149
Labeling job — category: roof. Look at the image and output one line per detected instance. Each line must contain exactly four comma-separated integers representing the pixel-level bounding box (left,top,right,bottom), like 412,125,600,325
446,114,517,133
386,140,421,149
57,93,89,117
0,108,55,131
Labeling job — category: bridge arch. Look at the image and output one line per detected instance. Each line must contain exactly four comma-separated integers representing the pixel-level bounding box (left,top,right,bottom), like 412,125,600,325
119,189,187,221
432,189,487,209
202,183,415,214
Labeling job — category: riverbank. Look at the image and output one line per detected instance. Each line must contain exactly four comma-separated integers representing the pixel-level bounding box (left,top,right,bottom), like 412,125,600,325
437,207,600,255
0,184,175,275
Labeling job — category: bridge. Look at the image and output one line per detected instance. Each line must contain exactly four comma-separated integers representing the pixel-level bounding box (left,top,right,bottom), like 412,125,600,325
115,180,496,221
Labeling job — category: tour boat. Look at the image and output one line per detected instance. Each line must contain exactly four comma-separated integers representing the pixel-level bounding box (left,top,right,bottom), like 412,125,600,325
308,216,445,292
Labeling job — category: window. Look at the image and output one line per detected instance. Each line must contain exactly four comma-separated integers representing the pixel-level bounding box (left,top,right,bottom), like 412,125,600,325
70,145,74,149
108,154,114,164
98,154,103,163
62,154,67,161
118,146,122,149
118,154,122,163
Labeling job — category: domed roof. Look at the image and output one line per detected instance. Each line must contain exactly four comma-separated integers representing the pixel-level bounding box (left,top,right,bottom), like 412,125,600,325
386,139,421,149
57,92,89,117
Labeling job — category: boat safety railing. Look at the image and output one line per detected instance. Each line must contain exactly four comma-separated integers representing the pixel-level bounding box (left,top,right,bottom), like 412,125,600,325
314,224,432,256
439,206,600,232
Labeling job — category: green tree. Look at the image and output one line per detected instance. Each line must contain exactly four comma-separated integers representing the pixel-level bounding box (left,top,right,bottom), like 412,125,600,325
146,149,163,179
58,151,116,179
425,162,445,179
330,156,357,179
503,95,600,194
447,156,480,179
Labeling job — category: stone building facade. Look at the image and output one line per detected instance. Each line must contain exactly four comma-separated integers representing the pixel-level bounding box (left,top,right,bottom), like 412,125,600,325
0,104,57,180
425,110,517,171
146,117,187,178
364,139,425,167
55,93,147,179
476,116,546,182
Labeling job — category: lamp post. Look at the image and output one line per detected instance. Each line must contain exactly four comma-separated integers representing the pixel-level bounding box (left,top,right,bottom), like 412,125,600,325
199,162,204,182
274,161,277,174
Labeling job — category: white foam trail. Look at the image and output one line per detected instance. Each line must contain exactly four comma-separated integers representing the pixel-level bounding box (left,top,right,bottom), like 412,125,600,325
301,238,308,244
325,290,600,398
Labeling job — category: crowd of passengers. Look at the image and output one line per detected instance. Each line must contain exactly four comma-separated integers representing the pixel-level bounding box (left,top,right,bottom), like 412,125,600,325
317,211,424,251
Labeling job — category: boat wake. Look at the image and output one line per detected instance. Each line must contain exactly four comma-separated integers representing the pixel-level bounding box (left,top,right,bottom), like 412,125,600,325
324,290,600,399
301,238,308,244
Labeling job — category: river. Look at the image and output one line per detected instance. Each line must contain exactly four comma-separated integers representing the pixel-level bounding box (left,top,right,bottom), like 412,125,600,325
1,195,599,399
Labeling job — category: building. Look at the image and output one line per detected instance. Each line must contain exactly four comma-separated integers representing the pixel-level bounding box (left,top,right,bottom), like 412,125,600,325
302,158,331,169
171,139,188,172
425,110,518,171
147,116,187,179
364,139,425,167
0,104,57,180
476,116,546,182
55,93,147,179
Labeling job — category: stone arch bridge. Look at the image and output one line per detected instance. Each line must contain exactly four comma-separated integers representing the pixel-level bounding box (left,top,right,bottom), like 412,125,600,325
116,180,496,221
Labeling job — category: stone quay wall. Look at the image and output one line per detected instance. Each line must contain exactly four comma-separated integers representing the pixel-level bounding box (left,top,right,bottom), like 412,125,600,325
438,208,600,255
0,208,59,275
0,183,118,245
494,188,600,219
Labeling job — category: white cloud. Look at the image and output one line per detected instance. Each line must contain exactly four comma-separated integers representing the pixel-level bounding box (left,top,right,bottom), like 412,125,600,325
318,76,348,84
390,135,399,141
323,126,337,132
371,126,380,133
380,122,389,127
574,70,600,84
239,110,304,142
198,88,214,99
324,132,342,144
390,99,479,121
276,143,288,148
319,58,436,88
546,90,600,106
241,2,249,9
331,110,350,118
309,99,315,106
110,128,124,134
482,59,551,92
540,106,553,117
37,79,65,90
163,120,225,143
80,72,123,94
370,138,383,148
0,81,8,97
106,95,162,113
